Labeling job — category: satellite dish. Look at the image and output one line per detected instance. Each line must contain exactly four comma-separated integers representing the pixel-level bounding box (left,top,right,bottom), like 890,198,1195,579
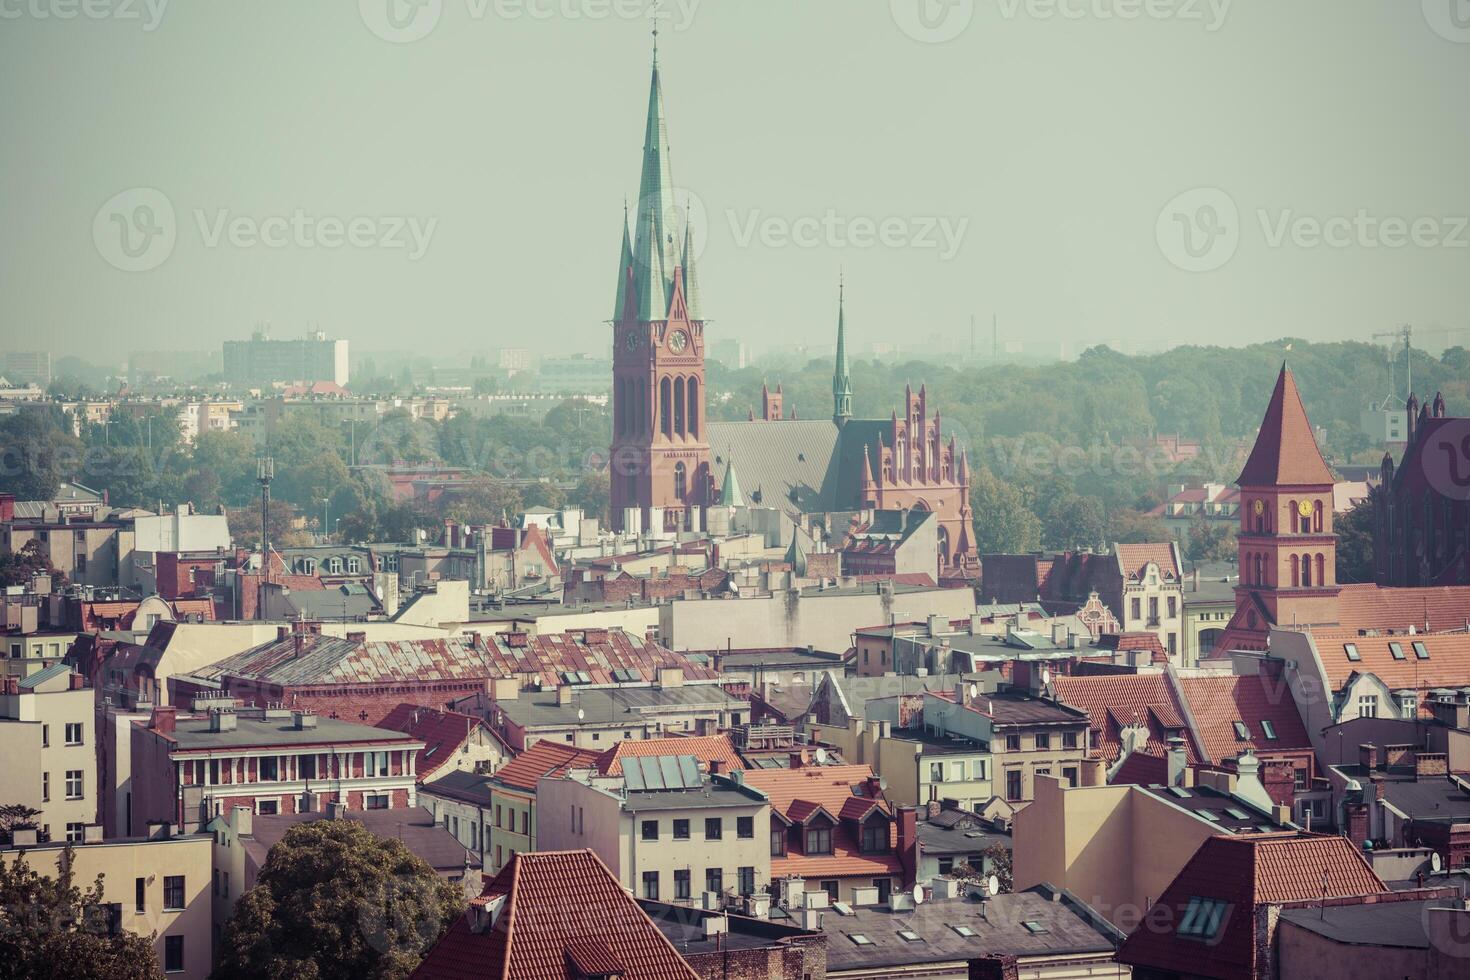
1041,668,1052,686
577,708,585,721
987,875,1000,897
1431,852,1443,873
878,776,888,791
912,884,924,905
967,683,978,700
814,748,828,765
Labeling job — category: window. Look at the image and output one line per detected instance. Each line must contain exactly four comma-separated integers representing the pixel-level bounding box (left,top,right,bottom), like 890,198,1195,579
370,752,390,777
1358,695,1378,719
705,868,723,895
875,878,892,904
821,880,839,902
1148,597,1160,625
363,793,389,810
642,871,659,900
65,822,85,843
771,827,786,856
1004,734,1020,751
327,556,343,575
259,757,279,781
1006,770,1023,802
848,933,873,946
299,755,317,780
1167,596,1177,619
135,878,146,914
1261,720,1277,740
64,722,83,746
1034,733,1050,751
737,816,754,840
898,929,922,942
65,770,83,800
1131,598,1141,621
805,826,832,855
1231,721,1249,740
1062,731,1079,749
1293,767,1308,791
1022,920,1049,935
938,857,954,875
495,805,502,828
952,924,977,937
256,799,279,815
1343,643,1361,662
163,875,185,911
674,869,691,900
641,820,659,842
1389,642,1406,660
929,761,945,782
164,936,184,974
673,819,690,840
347,556,361,574
41,724,49,748
1413,641,1430,660
1178,897,1231,940
705,817,723,840
951,761,966,781
861,821,888,853
1062,767,1079,787
41,772,49,802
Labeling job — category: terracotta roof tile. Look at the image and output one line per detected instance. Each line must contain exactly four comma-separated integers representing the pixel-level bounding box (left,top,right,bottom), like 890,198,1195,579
1308,627,1470,692
1237,366,1335,487
743,765,903,881
491,741,601,793
1176,675,1312,767
1335,583,1470,634
411,849,699,980
1114,542,1182,581
482,629,717,688
594,733,742,776
378,703,508,779
1054,674,1201,765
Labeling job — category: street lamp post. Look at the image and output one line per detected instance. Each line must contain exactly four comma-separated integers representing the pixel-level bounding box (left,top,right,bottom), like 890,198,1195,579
322,498,331,542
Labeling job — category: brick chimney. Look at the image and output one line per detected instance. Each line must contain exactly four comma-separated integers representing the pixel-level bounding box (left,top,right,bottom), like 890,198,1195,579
0,493,13,523
150,705,177,735
1261,760,1297,807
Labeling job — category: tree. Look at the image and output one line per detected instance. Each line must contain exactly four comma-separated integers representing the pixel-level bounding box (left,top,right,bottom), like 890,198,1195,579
436,478,524,527
570,470,610,525
0,540,64,588
215,820,464,980
1336,498,1375,584
1185,513,1235,563
981,841,1013,892
0,846,161,980
970,467,1041,555
1039,492,1107,551
0,412,81,501
1108,508,1170,544
0,803,41,838
226,499,310,551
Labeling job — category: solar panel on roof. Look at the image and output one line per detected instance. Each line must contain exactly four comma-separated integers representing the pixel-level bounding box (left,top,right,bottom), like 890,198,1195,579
1167,786,1191,799
640,756,666,791
624,761,646,792
658,755,683,790
677,755,701,788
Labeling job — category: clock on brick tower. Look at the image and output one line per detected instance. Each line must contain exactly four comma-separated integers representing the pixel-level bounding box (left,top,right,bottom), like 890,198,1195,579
608,50,710,534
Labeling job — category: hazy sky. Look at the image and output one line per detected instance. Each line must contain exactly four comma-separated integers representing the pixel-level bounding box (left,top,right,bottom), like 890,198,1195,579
3,1,1469,366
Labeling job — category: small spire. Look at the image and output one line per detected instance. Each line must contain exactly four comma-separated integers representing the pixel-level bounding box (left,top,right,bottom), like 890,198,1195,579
612,207,634,322
681,202,704,321
833,271,853,426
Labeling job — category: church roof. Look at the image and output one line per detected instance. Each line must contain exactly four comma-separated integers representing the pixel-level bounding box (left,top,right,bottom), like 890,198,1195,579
1237,365,1334,487
706,419,843,518
630,56,678,322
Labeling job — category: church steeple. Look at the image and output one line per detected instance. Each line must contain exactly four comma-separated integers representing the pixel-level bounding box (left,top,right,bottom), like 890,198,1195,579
833,275,853,426
681,206,703,321
612,204,633,321
631,47,678,318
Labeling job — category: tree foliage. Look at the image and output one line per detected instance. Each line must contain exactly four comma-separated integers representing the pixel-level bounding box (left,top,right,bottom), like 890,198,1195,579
215,820,464,980
0,846,162,980
1336,498,1376,584
0,540,64,588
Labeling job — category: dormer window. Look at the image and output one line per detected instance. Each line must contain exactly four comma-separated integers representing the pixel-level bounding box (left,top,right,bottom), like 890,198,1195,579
805,826,832,855
860,820,888,853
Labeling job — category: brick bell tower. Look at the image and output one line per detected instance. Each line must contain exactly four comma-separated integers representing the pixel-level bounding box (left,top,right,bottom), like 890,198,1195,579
609,46,710,534
1214,364,1340,653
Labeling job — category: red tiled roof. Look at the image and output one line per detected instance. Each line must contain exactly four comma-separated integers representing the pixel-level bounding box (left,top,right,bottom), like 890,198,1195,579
1114,542,1181,581
1335,583,1470,634
491,741,600,792
1108,750,1168,787
378,703,507,779
1237,366,1335,487
1308,627,1470,692
410,849,699,980
1118,834,1385,980
594,733,742,776
1176,675,1312,767
1053,674,1202,765
743,765,903,880
1099,632,1170,665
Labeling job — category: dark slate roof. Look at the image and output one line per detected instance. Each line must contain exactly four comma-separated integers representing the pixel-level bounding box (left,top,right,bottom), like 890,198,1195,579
1378,776,1470,822
489,684,745,729
422,769,496,805
915,817,1008,856
707,419,842,517
165,714,418,752
1277,899,1453,949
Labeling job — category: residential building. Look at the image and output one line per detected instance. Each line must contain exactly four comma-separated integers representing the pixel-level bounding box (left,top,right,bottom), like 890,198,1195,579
222,329,348,386
838,508,941,581
127,704,424,834
914,807,1009,881
0,830,213,980
2,350,52,387
639,900,826,979
742,764,910,905
410,849,701,980
1275,893,1470,978
1180,560,1238,662
377,703,508,784
471,739,600,873
0,666,96,841
1329,743,1470,865
537,757,772,904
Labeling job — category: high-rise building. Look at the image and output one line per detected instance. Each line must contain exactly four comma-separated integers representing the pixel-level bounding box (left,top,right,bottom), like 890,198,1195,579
2,351,52,387
222,330,348,387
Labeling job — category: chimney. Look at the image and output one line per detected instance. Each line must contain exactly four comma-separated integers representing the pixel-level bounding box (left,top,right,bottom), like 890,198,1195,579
1166,736,1187,787
209,708,237,733
1359,743,1379,772
231,804,253,838
928,614,944,638
292,710,317,730
69,673,85,691
0,493,13,523
556,685,574,707
277,625,290,641
150,705,177,735
896,806,920,887
968,954,1020,980
790,748,809,769
1261,761,1297,807
1231,753,1274,813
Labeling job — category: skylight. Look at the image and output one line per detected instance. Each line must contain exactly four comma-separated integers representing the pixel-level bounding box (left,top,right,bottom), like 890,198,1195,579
1261,720,1277,740
898,930,923,942
848,934,873,946
1223,807,1251,820
1344,643,1361,662
1021,921,1049,934
1413,641,1430,660
952,925,977,937
1178,897,1231,940
1389,642,1405,661
832,902,853,916
1232,721,1249,740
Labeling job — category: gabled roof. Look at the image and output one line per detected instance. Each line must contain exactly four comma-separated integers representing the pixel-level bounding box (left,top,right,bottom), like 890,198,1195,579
1053,673,1202,765
491,740,601,793
1114,542,1182,582
410,849,699,980
1117,834,1386,980
1237,366,1334,487
1307,628,1470,692
742,765,902,879
595,733,742,777
1335,583,1470,634
203,633,492,688
481,629,717,688
378,703,507,777
1176,675,1312,766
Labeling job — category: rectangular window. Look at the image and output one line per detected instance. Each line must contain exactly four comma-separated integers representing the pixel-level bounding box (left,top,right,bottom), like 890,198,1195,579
163,936,184,974
938,857,954,875
821,880,839,902
1063,767,1079,787
1034,733,1050,751
1131,598,1141,621
1294,767,1308,791
1148,597,1159,625
805,827,831,855
1062,731,1079,749
673,819,690,840
705,818,722,841
1167,596,1178,619
259,757,279,781
641,819,658,841
299,756,317,780
951,760,966,781
1006,770,1023,802
929,761,945,782
1413,641,1430,660
875,878,892,904
495,804,502,828
1344,643,1361,662
1358,695,1378,719
41,772,49,802
64,722,83,746
371,751,390,777
770,827,785,856
737,816,754,839
861,821,887,853
256,799,279,815
738,866,755,896
1004,734,1020,751
42,724,49,748
705,867,723,895
1389,642,1405,660
674,869,691,900
1232,721,1249,740
65,770,83,800
363,794,387,809
163,876,185,911
135,877,146,914
1261,720,1277,740
65,822,85,843
642,871,659,900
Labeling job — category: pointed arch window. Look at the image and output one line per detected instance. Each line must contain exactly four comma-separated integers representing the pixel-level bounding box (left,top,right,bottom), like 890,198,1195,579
1254,553,1265,585
1289,554,1300,587
660,378,672,438
895,436,907,478
1289,501,1299,533
674,377,686,436
687,378,699,439
637,378,648,434
1300,554,1313,588
1313,500,1324,534
1316,553,1326,587
674,462,687,501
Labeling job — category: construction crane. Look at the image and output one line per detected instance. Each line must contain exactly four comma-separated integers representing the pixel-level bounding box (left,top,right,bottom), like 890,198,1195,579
1369,324,1413,411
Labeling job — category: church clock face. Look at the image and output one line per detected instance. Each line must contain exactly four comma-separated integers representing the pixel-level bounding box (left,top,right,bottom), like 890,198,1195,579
668,330,688,353
625,331,641,352
1297,499,1314,518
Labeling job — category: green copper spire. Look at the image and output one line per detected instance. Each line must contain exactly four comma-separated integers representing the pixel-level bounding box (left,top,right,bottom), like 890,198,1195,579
833,275,853,424
631,50,678,319
612,204,633,321
720,456,744,508
785,532,809,576
681,204,703,321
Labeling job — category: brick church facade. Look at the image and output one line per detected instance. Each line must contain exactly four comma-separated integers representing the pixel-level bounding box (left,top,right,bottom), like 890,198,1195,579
605,52,977,580
1373,391,1470,586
